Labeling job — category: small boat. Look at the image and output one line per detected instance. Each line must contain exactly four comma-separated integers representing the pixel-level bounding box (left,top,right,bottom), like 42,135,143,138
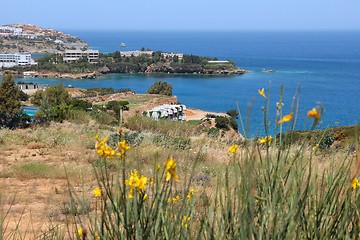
120,42,126,47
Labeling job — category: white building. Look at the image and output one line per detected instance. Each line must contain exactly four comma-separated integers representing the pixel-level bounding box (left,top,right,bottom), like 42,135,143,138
0,26,23,36
0,53,37,68
63,49,99,63
145,104,186,121
120,50,153,58
207,60,229,64
161,52,184,60
54,39,64,44
18,83,47,91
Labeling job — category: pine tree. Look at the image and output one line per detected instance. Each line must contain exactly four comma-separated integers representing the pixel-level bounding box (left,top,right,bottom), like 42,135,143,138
0,73,22,127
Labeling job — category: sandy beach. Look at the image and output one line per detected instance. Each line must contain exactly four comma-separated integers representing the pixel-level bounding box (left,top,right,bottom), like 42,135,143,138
183,108,226,121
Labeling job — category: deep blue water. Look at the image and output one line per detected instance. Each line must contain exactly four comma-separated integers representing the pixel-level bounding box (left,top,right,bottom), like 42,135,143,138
10,31,360,135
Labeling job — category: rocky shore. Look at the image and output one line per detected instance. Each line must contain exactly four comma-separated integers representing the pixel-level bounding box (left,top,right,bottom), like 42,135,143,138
35,71,99,79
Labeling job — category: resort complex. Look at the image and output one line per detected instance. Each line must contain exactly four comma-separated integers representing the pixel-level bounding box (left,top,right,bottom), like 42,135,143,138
143,104,187,120
0,52,37,67
63,49,100,63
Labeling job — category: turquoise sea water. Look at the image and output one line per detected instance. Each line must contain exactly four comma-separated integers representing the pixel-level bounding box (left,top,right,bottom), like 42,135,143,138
11,31,360,135
23,106,39,117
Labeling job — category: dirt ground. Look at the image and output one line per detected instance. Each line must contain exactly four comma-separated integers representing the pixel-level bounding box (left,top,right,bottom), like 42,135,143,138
0,122,99,239
1,91,230,238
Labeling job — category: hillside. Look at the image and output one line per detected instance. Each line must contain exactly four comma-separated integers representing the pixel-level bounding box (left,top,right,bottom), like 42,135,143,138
0,23,87,53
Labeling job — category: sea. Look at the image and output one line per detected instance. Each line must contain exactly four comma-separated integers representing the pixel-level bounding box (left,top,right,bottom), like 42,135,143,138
11,31,360,136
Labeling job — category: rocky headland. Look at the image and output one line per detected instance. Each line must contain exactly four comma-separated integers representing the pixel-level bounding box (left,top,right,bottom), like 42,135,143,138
0,23,87,53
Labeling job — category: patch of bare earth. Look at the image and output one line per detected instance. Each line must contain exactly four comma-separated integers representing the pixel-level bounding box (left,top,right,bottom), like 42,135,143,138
0,123,99,238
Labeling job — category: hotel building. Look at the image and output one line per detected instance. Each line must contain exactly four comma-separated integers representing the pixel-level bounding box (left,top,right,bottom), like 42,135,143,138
63,49,99,63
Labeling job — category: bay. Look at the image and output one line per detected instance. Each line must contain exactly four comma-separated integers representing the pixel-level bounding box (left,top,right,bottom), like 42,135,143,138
14,31,360,135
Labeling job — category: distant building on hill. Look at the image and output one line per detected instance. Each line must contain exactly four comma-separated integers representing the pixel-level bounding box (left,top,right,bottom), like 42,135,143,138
0,52,37,68
17,83,48,91
120,50,153,58
0,26,23,36
63,49,99,63
207,60,229,63
161,52,184,60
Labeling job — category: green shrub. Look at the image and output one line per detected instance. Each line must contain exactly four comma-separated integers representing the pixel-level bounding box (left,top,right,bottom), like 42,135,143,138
208,127,219,137
315,130,336,149
0,73,22,128
90,110,118,126
19,91,29,101
70,99,92,111
153,134,191,150
31,90,43,106
229,117,238,130
66,109,91,124
124,131,144,146
34,84,72,122
147,81,172,96
226,109,239,118
107,100,129,113
215,116,238,131
36,104,72,122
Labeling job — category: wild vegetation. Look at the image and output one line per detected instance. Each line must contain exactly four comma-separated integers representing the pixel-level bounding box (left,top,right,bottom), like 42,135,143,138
0,74,30,128
1,81,359,239
147,81,173,96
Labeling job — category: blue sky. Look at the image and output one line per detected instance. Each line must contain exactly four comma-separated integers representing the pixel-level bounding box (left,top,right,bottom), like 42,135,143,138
3,0,360,31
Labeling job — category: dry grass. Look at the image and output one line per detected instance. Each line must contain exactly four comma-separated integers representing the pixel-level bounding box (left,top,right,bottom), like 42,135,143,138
1,119,358,239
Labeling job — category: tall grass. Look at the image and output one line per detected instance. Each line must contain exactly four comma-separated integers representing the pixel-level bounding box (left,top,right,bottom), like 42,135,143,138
125,116,200,136
62,86,360,239
2,86,359,239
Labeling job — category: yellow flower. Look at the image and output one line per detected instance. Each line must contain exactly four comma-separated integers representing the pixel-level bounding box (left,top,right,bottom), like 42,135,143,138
181,215,191,228
118,140,130,155
165,157,179,181
149,178,154,185
228,144,238,153
143,194,148,202
173,195,180,203
277,113,293,124
95,136,108,149
93,187,102,198
351,178,360,190
186,188,196,201
125,170,148,199
94,233,100,240
95,136,116,159
156,164,161,171
307,108,321,122
312,144,319,152
77,227,83,237
168,195,180,203
104,145,116,158
128,188,134,199
258,136,273,144
136,176,148,190
258,88,266,98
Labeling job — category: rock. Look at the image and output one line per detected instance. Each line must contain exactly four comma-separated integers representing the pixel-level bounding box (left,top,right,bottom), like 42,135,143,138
98,66,110,74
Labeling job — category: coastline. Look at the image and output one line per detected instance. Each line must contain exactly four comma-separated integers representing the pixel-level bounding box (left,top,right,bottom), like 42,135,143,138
64,88,227,121
0,68,249,80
